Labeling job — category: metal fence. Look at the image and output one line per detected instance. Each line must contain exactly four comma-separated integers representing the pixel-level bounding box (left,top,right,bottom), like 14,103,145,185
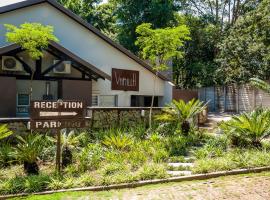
199,84,270,113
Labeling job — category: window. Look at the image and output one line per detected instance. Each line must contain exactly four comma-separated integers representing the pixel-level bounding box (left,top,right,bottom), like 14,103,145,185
99,95,118,107
131,95,159,107
92,95,99,106
17,94,30,114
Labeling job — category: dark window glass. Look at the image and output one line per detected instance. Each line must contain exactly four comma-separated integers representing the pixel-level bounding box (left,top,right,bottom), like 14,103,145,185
18,94,30,106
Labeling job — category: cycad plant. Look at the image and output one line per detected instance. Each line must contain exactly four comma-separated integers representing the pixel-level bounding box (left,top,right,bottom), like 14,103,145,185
219,108,270,147
61,130,85,167
102,130,133,151
155,99,207,135
0,143,14,167
14,134,45,175
250,78,270,93
0,124,12,140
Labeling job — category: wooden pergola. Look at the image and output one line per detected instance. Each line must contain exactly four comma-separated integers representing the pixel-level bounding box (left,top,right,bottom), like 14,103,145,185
0,41,111,81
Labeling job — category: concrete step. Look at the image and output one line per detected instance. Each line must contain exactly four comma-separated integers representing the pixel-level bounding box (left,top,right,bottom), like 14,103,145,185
167,170,192,176
198,126,215,133
168,163,194,168
184,156,196,162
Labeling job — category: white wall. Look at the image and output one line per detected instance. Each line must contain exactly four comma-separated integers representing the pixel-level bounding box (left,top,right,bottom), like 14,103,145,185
0,3,173,106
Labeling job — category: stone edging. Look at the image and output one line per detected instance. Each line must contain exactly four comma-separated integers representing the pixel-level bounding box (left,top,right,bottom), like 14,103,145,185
1,166,270,199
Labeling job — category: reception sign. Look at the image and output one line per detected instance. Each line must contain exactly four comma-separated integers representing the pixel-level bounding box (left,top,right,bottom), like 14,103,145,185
30,100,86,129
111,68,139,91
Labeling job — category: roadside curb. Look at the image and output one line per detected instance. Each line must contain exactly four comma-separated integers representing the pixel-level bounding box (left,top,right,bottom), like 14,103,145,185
2,166,270,199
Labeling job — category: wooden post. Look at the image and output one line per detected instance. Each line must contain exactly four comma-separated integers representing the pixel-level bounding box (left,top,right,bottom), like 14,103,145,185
224,85,227,112
253,87,257,109
56,130,61,174
236,85,240,113
213,86,216,112
117,109,120,127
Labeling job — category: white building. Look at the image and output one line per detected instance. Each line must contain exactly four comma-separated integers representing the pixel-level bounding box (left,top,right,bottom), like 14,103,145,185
0,0,173,117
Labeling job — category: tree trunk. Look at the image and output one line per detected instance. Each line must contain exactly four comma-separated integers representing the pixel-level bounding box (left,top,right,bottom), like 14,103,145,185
149,72,158,129
24,161,39,175
181,120,190,135
62,146,73,168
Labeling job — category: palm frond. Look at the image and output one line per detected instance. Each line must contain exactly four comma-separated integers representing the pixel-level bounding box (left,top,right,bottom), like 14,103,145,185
0,124,12,140
250,78,270,93
155,99,207,124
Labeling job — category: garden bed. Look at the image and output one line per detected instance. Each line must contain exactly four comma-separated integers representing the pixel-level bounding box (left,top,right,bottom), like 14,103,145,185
1,102,270,196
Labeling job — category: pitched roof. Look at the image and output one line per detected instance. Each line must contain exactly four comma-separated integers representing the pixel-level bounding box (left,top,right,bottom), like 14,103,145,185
0,41,111,80
0,0,169,81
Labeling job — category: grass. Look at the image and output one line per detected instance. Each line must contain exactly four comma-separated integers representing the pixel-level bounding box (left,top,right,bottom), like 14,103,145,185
10,171,270,200
192,149,270,173
0,163,168,195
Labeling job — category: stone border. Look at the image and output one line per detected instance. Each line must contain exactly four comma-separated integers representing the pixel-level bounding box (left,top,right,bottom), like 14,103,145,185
1,166,270,199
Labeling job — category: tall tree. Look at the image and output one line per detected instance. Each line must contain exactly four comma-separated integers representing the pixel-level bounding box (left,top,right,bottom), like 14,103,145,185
5,23,58,60
91,2,118,40
173,15,219,88
135,23,190,128
216,0,270,84
57,0,101,20
58,0,117,39
116,0,181,53
178,0,261,28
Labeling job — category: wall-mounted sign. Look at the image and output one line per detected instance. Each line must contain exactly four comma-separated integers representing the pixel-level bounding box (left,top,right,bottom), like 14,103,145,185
30,100,86,129
111,68,139,91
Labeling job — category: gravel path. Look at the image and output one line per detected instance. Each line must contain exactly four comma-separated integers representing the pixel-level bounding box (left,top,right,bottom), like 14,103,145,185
119,173,270,200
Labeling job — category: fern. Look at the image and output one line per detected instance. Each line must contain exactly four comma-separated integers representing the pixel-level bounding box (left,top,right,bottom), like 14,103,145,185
0,124,12,140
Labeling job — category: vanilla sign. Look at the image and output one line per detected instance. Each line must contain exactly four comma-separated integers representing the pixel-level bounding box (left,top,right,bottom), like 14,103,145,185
111,68,139,91
30,100,86,130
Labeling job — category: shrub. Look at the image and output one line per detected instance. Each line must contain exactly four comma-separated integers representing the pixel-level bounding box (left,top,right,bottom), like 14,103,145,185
192,149,270,174
0,124,13,140
125,148,147,169
101,163,129,176
155,123,177,137
64,165,79,176
101,172,137,185
167,156,186,163
102,131,133,151
0,143,15,167
137,163,168,180
220,108,270,147
78,173,95,186
40,145,55,162
48,178,64,190
0,174,50,195
194,136,228,159
153,148,169,163
0,177,25,195
77,144,104,172
23,174,50,193
165,136,189,156
14,134,46,175
104,150,126,165
129,123,147,139
155,99,207,134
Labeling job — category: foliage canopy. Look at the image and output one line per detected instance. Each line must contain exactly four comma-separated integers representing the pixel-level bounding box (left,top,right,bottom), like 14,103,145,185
135,23,190,71
217,0,270,83
5,23,58,60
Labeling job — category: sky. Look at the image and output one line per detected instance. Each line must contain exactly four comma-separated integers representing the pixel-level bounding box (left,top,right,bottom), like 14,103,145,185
0,0,108,7
0,0,27,7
